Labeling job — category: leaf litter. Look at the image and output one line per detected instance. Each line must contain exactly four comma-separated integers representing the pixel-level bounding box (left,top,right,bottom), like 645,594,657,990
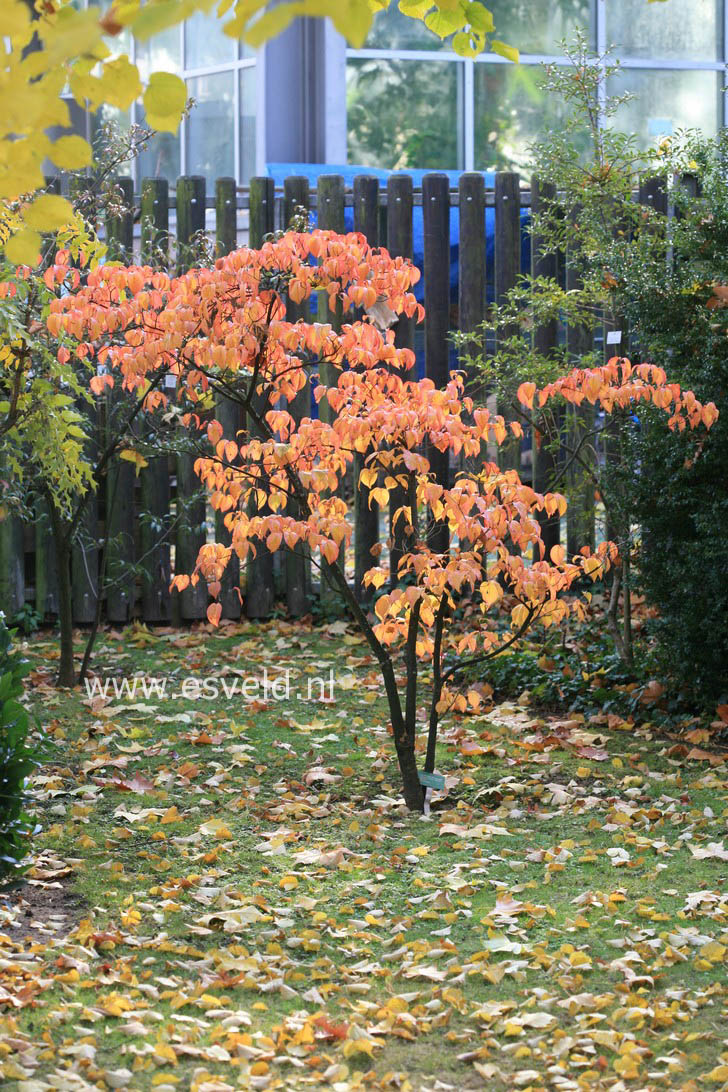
1,619,727,1091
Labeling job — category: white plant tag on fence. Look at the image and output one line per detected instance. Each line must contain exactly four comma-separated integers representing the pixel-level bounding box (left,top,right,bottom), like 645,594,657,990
606,330,622,345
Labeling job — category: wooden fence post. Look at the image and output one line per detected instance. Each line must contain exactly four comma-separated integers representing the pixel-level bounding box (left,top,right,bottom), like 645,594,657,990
72,425,99,624
176,174,206,274
316,175,346,610
141,177,169,266
316,175,346,423
494,170,521,473
353,175,380,602
246,177,276,618
457,172,487,557
387,173,415,586
284,175,309,231
71,444,98,621
105,178,136,623
138,178,172,623
211,177,243,619
458,172,486,354
531,177,561,558
105,176,133,262
139,454,171,623
34,501,58,621
31,179,62,620
215,175,237,256
423,172,450,553
638,175,668,218
249,174,274,247
0,508,24,619
175,176,208,620
283,176,311,616
64,175,100,625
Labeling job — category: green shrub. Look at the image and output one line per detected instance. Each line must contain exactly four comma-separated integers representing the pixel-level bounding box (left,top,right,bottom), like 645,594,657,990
616,136,728,705
0,621,43,881
457,35,727,706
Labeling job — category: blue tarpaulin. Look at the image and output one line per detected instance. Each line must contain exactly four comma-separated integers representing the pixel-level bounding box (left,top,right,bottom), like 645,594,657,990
267,164,531,306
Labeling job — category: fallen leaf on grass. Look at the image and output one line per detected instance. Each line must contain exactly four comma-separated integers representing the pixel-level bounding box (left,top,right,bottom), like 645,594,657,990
94,773,156,794
687,841,728,860
440,822,511,838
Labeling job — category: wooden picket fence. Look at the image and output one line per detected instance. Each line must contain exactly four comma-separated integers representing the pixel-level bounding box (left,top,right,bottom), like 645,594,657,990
2,169,664,627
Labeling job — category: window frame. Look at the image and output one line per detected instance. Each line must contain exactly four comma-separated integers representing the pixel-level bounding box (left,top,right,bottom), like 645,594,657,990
61,1,258,187
346,0,728,171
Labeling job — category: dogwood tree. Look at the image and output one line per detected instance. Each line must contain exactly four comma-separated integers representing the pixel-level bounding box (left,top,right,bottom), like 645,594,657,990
47,230,714,809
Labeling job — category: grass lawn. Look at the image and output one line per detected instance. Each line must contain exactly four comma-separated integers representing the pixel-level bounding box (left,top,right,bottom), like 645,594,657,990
1,617,727,1091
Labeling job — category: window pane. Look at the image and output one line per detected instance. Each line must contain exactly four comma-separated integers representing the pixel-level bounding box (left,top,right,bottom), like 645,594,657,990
364,0,591,53
474,63,588,172
92,106,133,178
186,72,235,185
240,66,257,185
364,5,450,51
608,69,721,147
137,105,181,182
95,0,133,58
347,58,461,169
185,10,236,69
488,0,592,55
135,27,182,82
606,0,721,60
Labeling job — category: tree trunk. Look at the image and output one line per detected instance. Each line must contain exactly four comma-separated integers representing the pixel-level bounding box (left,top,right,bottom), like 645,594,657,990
606,561,627,666
55,533,75,688
622,551,634,669
321,555,424,811
394,734,425,812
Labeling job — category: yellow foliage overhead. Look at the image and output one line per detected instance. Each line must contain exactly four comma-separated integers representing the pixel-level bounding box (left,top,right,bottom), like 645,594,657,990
1,0,515,262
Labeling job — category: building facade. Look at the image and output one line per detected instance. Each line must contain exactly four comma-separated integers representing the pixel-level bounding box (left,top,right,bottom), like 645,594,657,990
77,0,726,185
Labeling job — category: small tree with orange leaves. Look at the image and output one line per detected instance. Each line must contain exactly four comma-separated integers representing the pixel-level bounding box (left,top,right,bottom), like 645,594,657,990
49,230,714,810
515,361,719,665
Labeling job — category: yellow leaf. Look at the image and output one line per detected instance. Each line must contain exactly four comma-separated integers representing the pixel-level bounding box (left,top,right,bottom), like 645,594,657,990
101,993,135,1017
50,134,93,170
154,1040,177,1064
614,1052,640,1079
199,817,233,840
491,39,519,63
511,603,529,629
425,7,467,37
119,449,149,476
24,194,74,232
550,543,566,566
5,227,41,265
99,55,144,110
4,0,31,38
705,1065,728,1082
130,0,185,40
359,467,378,489
569,950,592,967
699,940,726,962
343,1037,375,1058
480,580,502,609
399,0,431,17
143,72,187,133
